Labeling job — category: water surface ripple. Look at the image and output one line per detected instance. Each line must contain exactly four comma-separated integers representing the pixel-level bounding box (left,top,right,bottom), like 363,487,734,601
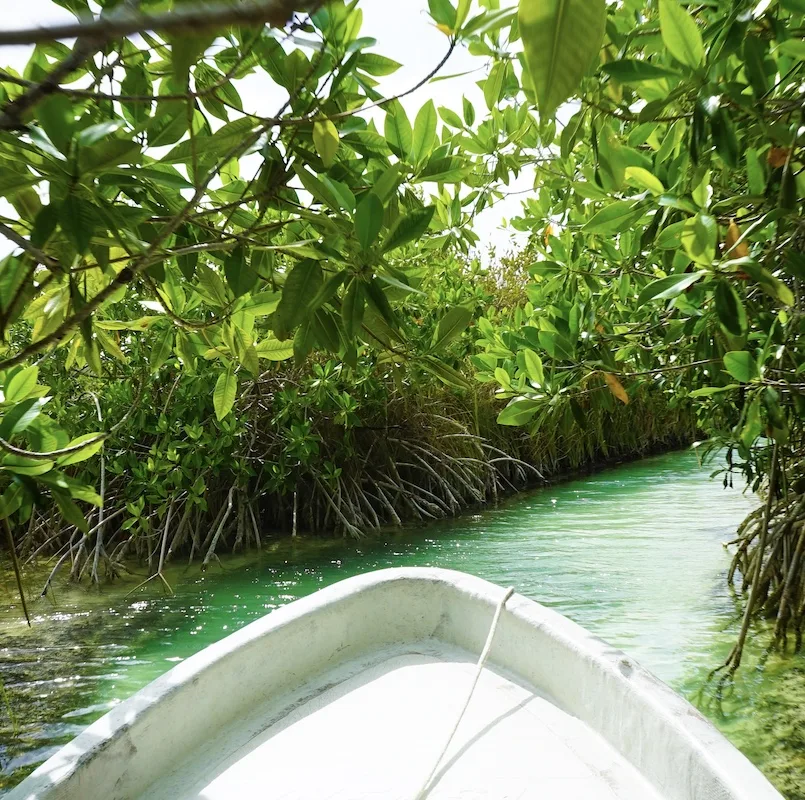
1,451,802,794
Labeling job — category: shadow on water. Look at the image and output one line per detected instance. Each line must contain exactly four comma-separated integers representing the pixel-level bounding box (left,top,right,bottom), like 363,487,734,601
0,449,803,795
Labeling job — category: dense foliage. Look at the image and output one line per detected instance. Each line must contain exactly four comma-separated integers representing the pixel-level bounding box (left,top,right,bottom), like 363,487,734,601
0,0,802,668
500,0,805,670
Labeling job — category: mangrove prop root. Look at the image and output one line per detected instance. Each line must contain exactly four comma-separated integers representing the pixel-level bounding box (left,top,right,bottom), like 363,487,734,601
4,516,30,625
722,443,779,676
7,387,689,592
718,452,805,672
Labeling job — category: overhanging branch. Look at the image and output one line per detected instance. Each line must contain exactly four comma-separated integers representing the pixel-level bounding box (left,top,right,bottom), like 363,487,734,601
0,0,315,46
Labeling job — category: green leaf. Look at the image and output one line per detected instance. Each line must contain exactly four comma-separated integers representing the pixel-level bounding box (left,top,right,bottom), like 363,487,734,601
743,36,769,99
342,278,365,340
746,149,765,196
313,119,340,168
498,398,541,426
56,433,105,466
196,264,229,308
519,0,607,119
624,167,665,195
689,385,739,398
656,220,686,249
691,170,711,208
76,121,123,147
295,165,342,210
233,328,259,376
59,196,96,255
4,366,38,404
170,33,215,86
484,61,507,110
681,213,717,265
0,484,23,521
582,201,642,234
213,366,237,420
383,207,435,252
361,305,399,350
714,280,747,337
150,327,174,373
356,53,403,75
410,100,437,165
734,260,795,307
38,94,74,154
740,395,763,448
456,0,472,28
777,39,805,60
723,351,759,383
439,107,463,128
365,279,397,330
384,100,413,160
243,291,281,317
121,64,152,125
421,356,471,389
0,171,40,199
224,246,258,297
429,0,457,27
463,96,475,126
275,260,323,334
462,7,516,37
433,306,473,349
355,193,384,251
309,271,347,312
52,489,88,532
416,156,472,183
377,273,424,296
659,0,704,69
1,454,54,476
0,398,46,439
637,271,706,305
538,330,575,360
79,139,140,175
255,337,294,361
601,60,682,83
523,349,545,384
58,478,102,507
495,367,513,391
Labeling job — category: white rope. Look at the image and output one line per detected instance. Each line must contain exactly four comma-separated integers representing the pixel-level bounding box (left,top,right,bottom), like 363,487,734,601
412,586,515,800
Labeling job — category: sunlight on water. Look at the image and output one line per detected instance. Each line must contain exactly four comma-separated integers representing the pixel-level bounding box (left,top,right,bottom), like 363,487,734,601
1,450,803,795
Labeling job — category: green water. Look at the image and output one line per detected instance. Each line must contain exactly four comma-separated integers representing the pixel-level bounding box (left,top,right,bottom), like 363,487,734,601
1,450,804,795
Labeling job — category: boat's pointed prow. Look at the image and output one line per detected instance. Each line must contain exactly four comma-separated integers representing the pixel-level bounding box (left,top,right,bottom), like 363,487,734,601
8,568,783,800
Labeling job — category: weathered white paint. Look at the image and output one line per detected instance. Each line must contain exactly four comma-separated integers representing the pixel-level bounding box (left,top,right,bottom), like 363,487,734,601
8,568,782,800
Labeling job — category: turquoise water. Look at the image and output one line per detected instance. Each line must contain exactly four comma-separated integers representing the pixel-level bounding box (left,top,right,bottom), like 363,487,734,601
1,450,803,794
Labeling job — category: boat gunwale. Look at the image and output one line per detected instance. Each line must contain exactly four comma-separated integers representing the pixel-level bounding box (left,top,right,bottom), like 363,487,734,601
7,567,783,800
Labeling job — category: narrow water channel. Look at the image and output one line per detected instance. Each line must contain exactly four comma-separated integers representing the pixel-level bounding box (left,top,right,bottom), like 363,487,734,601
1,450,803,795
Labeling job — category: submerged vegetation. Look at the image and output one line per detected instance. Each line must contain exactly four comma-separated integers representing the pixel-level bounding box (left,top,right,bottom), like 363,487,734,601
0,0,802,681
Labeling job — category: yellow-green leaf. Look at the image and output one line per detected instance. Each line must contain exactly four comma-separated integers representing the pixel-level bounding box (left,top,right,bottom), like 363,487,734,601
4,366,39,404
659,0,704,69
523,349,545,384
625,166,665,195
723,351,759,383
313,120,340,168
256,337,295,361
681,213,717,265
57,433,106,467
213,366,237,420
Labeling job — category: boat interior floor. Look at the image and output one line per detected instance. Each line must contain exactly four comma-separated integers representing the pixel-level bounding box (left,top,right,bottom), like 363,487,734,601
145,645,665,800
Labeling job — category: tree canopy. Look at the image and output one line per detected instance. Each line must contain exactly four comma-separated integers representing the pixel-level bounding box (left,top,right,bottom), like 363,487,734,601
0,0,803,656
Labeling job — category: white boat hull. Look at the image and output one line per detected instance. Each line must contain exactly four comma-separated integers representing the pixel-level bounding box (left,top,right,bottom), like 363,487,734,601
8,568,782,800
